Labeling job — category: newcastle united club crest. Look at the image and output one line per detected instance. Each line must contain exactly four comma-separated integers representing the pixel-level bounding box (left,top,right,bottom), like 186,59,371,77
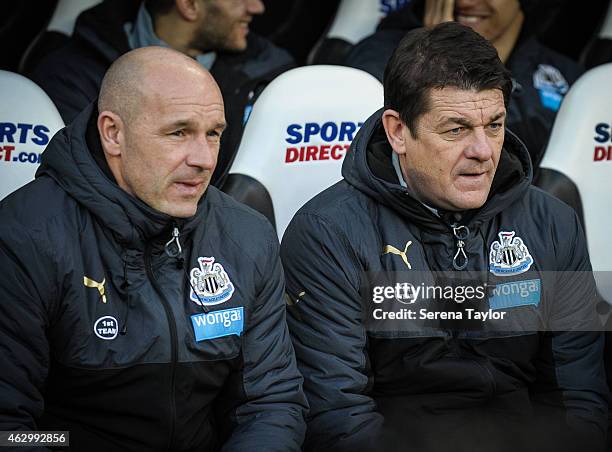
190,257,235,305
489,231,534,276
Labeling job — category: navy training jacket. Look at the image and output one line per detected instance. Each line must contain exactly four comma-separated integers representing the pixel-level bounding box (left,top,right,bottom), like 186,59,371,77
281,109,607,451
0,105,307,451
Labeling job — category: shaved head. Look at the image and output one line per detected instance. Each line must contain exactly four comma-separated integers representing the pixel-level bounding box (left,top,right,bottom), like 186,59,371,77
97,46,225,217
98,52,142,124
98,46,218,124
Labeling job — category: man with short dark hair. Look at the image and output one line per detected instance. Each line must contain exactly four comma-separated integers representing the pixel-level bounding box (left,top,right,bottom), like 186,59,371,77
282,22,606,452
1,46,307,451
345,0,583,174
28,0,294,186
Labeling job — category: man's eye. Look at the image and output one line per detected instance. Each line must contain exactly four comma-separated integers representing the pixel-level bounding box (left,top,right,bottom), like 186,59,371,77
171,129,186,137
488,123,502,130
207,130,221,139
448,127,464,135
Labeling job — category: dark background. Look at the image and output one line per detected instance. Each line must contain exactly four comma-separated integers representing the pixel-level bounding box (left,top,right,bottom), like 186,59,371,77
0,0,609,73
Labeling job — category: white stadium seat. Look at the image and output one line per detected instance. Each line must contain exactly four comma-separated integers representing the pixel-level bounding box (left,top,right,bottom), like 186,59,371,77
47,0,102,35
0,71,64,200
309,0,411,64
326,0,388,45
538,63,612,302
223,65,383,240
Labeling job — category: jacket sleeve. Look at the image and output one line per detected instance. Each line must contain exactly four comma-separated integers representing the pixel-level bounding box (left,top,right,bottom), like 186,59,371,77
221,227,307,452
0,223,54,450
533,209,608,449
280,212,384,452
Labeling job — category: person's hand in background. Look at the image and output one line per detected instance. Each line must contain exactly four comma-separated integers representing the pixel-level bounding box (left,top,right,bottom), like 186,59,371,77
424,0,455,28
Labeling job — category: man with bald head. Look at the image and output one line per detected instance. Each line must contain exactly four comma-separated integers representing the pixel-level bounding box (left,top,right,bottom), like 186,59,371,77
29,0,294,187
0,47,307,451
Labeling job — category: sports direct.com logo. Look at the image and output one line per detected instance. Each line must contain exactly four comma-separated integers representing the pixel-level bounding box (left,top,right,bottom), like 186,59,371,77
593,122,612,162
0,122,51,165
284,121,363,163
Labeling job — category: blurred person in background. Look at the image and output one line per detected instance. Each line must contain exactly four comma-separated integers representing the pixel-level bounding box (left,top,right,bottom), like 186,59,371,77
346,0,584,175
28,0,294,187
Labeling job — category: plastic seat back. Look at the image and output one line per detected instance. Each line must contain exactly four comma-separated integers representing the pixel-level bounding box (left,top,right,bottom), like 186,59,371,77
538,64,612,301
224,65,383,239
310,0,411,64
0,71,64,200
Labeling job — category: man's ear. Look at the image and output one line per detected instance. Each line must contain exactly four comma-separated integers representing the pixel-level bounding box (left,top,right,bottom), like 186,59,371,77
97,111,124,158
382,109,408,155
174,0,200,22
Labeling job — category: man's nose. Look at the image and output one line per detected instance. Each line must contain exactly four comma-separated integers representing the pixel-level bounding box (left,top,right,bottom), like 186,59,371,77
187,139,217,171
464,128,494,161
246,0,265,15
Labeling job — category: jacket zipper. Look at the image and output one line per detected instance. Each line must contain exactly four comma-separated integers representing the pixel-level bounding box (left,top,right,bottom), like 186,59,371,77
450,223,469,270
445,221,497,396
145,236,178,451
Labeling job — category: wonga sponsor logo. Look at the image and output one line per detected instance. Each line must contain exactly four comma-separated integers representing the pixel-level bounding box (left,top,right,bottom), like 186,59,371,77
191,307,244,341
284,121,363,164
594,122,612,162
0,122,51,165
489,279,541,310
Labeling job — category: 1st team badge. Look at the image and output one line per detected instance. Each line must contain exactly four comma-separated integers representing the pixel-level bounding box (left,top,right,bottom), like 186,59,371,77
489,231,534,276
190,257,235,306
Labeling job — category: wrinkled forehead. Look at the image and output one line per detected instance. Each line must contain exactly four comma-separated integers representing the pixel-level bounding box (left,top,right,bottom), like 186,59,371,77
134,89,225,131
141,69,224,114
142,61,221,98
425,86,506,124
